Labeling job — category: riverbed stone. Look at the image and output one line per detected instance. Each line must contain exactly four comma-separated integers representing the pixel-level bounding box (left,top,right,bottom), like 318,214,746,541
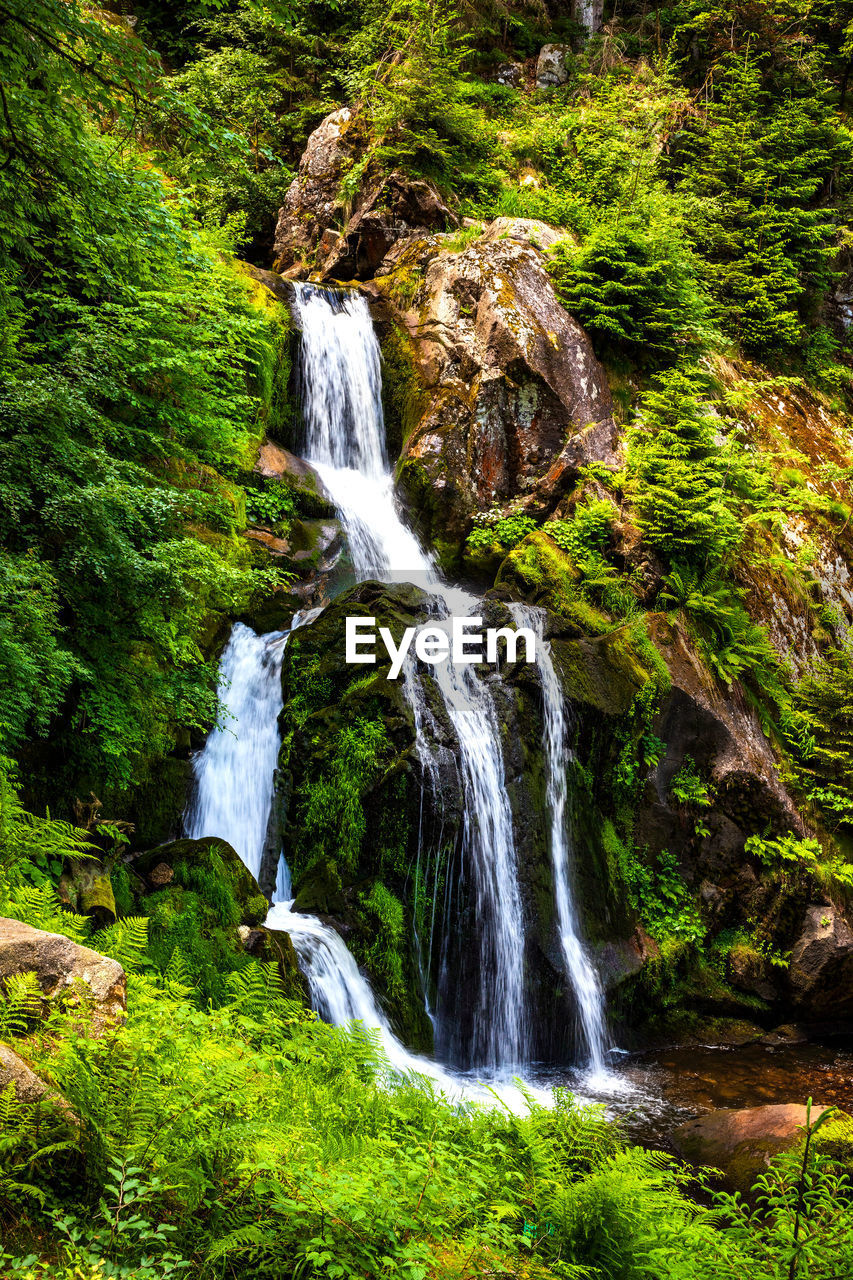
672,1103,834,1193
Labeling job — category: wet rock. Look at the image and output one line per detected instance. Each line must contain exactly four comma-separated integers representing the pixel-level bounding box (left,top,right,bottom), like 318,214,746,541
760,1023,810,1047
672,1103,833,1193
244,526,291,558
597,927,659,991
369,231,618,564
254,440,333,516
536,44,571,88
0,919,126,1031
789,906,853,1016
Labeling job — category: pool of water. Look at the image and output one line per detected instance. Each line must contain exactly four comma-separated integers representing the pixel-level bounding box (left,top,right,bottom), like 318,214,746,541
527,1036,853,1149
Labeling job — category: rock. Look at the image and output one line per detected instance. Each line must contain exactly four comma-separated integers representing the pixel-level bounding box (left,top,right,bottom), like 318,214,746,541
481,217,564,252
597,927,659,991
287,518,343,573
148,862,174,887
58,859,116,926
489,62,523,87
321,169,457,281
272,107,358,274
243,526,291,557
272,110,455,279
760,1023,810,1047
536,44,571,89
0,1043,56,1107
130,837,264,919
368,232,618,564
672,1103,834,1194
253,440,333,516
0,919,126,1031
789,906,853,1016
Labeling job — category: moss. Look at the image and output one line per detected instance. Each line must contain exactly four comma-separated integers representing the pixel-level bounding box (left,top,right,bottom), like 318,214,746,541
381,326,430,461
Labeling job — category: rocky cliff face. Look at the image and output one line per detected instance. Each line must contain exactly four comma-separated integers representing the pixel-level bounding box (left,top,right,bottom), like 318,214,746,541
255,109,853,1048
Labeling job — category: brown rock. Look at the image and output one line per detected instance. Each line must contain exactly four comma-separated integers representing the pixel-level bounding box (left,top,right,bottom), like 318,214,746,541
0,1042,79,1125
789,905,853,1017
672,1103,833,1194
368,233,618,560
243,527,291,557
480,216,564,252
148,862,174,887
272,109,454,279
272,108,358,273
0,1042,52,1104
0,918,126,1031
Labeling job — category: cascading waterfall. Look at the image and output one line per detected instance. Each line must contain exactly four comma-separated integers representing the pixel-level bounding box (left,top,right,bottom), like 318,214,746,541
509,605,609,1076
187,283,606,1084
185,622,288,882
292,282,527,1071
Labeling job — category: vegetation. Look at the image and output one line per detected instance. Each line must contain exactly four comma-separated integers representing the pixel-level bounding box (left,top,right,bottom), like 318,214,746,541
3,805,853,1279
3,0,853,1275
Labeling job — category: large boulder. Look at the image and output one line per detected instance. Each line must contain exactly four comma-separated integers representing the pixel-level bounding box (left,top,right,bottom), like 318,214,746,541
129,837,267,921
536,44,571,89
272,108,359,274
0,919,126,1031
788,906,853,1016
367,226,619,566
272,110,455,280
672,1103,834,1194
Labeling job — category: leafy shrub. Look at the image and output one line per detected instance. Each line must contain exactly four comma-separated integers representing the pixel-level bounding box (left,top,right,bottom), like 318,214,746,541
550,220,710,365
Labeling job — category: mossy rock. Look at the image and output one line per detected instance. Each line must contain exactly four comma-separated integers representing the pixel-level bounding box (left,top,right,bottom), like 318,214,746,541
58,859,116,926
131,837,264,922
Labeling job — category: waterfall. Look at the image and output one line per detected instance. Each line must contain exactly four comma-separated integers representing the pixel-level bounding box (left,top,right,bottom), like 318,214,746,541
184,623,287,881
292,283,527,1071
510,604,608,1076
186,283,606,1083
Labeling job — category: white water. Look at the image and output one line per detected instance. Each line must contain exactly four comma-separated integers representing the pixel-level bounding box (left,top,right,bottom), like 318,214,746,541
510,605,609,1078
187,284,609,1095
185,623,287,881
293,282,527,1070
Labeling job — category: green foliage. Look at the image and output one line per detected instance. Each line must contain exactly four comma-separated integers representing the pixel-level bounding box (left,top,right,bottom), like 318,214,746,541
0,757,93,891
356,881,406,998
628,368,742,565
618,844,707,946
466,510,537,554
669,757,711,809
353,0,486,185
550,219,710,366
301,716,391,871
745,832,853,891
0,3,286,796
244,481,296,527
790,639,853,831
664,44,853,356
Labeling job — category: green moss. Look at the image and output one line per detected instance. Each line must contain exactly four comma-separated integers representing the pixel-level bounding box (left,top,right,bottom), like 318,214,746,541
381,326,430,460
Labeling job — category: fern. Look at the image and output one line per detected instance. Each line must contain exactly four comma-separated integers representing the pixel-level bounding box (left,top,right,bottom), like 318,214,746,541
0,971,41,1037
90,917,149,972
4,885,88,943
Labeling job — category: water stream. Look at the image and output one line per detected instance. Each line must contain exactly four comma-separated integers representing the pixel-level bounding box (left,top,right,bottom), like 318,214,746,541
509,604,608,1077
187,282,607,1091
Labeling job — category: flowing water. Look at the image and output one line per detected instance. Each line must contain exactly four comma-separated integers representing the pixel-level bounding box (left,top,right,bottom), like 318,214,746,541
185,622,288,882
187,283,604,1086
292,282,528,1072
509,604,608,1077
